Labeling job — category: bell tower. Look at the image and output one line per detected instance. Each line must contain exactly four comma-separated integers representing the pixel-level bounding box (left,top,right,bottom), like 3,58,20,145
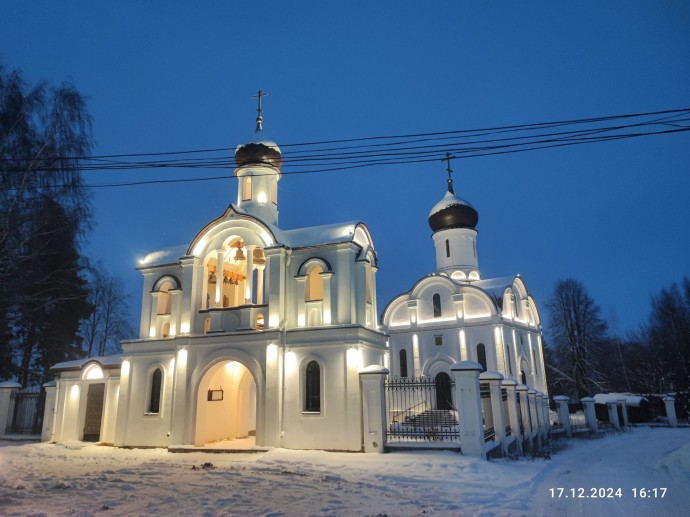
234,90,281,226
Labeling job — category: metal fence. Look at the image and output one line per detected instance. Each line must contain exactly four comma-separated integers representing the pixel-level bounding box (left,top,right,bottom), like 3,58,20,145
385,376,460,443
6,388,44,435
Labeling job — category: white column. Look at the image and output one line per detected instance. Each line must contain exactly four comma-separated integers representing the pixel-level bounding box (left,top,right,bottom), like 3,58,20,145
148,291,161,338
256,265,265,305
215,249,224,307
245,245,255,304
322,272,334,324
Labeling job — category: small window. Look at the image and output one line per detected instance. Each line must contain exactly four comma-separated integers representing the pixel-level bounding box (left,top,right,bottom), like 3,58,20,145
445,239,450,258
305,361,320,412
477,343,487,372
432,293,442,318
242,177,252,201
148,368,162,414
399,349,408,378
434,335,443,346
505,343,513,375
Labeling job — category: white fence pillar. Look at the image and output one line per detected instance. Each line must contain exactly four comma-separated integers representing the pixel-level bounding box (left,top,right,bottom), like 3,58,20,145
527,389,540,444
502,379,522,454
617,399,629,429
516,384,532,448
540,394,550,436
580,397,598,432
0,382,22,436
359,366,389,453
41,381,57,442
554,395,572,438
480,371,506,454
451,361,484,458
607,401,620,431
664,396,677,428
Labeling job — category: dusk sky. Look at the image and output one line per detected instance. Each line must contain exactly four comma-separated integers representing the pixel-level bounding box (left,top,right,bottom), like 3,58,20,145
2,1,688,337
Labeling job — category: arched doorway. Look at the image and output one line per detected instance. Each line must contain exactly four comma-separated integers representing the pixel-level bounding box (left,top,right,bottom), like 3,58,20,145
195,360,257,446
435,372,453,410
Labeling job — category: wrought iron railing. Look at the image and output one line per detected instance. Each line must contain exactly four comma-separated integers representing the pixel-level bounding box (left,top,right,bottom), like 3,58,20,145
385,376,460,443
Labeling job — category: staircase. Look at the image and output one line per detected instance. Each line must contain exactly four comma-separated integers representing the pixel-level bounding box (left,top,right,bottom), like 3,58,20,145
403,409,458,428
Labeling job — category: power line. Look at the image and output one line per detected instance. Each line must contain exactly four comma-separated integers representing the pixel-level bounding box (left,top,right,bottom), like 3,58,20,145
1,108,688,190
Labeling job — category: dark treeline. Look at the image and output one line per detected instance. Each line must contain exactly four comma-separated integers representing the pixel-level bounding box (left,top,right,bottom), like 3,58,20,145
545,277,690,416
0,65,131,386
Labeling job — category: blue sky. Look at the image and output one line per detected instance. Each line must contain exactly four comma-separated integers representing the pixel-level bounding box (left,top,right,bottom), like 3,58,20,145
2,1,689,336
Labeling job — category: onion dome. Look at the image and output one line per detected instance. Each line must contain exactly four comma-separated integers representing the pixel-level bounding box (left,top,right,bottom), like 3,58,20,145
234,139,282,168
428,190,479,232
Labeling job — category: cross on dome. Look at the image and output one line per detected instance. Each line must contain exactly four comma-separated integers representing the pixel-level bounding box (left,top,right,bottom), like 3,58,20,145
252,89,269,132
443,152,456,194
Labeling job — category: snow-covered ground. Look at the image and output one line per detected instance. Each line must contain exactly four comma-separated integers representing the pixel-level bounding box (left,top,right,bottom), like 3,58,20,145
0,426,688,516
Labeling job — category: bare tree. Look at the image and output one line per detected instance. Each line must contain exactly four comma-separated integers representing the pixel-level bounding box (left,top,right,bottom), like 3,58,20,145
1,65,93,384
546,279,609,400
81,266,134,357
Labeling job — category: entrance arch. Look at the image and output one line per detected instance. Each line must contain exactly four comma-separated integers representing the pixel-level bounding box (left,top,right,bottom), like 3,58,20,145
435,372,453,410
194,360,257,446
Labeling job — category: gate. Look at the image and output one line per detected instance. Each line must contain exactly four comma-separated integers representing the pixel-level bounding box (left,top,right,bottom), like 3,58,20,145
384,376,460,444
6,388,44,435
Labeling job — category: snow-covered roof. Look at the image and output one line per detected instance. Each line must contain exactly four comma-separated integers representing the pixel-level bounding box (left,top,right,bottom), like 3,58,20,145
593,393,649,407
52,354,123,372
138,244,188,268
278,221,363,248
470,276,515,300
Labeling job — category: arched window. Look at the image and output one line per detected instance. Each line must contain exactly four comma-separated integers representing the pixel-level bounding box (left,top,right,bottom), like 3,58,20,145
305,361,321,412
445,239,450,258
157,281,173,315
520,370,527,385
148,368,162,414
306,266,324,301
505,343,513,375
242,177,252,201
399,349,408,378
477,343,487,372
433,293,442,318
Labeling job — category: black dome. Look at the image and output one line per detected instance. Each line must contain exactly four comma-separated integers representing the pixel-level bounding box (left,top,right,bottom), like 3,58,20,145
428,191,478,232
235,141,282,168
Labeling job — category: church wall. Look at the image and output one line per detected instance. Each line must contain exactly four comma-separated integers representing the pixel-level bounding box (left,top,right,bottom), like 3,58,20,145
116,352,176,447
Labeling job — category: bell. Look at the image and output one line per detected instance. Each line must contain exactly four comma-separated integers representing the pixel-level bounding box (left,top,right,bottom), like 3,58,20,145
234,248,246,261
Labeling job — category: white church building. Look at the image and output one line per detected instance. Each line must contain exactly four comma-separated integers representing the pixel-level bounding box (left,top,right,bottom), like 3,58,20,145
43,106,388,451
40,105,548,455
382,159,547,395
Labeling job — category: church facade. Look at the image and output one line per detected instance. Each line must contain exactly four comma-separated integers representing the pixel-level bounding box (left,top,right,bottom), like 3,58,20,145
382,161,547,395
45,111,387,451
